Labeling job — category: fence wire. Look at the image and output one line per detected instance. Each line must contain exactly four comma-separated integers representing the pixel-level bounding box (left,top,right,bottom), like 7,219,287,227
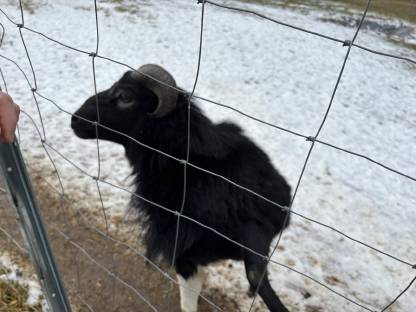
0,0,415,312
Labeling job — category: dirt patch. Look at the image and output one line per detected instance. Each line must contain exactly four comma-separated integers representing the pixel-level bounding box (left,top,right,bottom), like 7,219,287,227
0,171,243,311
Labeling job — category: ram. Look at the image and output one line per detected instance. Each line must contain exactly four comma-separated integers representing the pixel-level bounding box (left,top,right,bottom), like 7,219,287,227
71,64,292,312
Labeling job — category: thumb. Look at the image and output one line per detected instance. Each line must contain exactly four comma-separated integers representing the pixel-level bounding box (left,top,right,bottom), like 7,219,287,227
0,127,14,143
4,130,15,143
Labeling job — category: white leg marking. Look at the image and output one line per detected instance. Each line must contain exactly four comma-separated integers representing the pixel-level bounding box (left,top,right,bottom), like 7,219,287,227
177,266,205,312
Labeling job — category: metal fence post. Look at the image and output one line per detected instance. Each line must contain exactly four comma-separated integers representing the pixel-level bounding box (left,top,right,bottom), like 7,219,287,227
0,140,72,312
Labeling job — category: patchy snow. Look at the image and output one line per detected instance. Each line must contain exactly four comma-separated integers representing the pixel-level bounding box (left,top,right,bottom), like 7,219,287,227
0,253,46,308
0,0,415,311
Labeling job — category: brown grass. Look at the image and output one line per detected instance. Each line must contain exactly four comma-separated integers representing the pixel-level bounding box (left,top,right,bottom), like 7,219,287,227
0,278,42,312
239,0,416,24
0,167,247,311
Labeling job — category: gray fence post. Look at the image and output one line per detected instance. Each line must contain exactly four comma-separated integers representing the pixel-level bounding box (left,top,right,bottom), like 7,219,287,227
0,140,72,312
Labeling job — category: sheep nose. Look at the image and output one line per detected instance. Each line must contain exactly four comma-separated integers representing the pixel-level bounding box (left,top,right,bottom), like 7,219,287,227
71,115,89,133
70,115,81,130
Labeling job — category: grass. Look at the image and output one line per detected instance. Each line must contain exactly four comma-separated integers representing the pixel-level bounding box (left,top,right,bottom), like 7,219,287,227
341,0,416,24
0,278,43,312
236,0,416,53
237,0,416,24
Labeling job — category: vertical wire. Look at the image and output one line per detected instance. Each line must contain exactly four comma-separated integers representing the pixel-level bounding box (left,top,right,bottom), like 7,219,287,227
170,0,206,270
91,1,117,310
381,275,416,312
0,0,413,311
18,0,24,26
248,1,373,311
91,56,108,233
15,0,69,221
168,1,206,310
18,27,47,142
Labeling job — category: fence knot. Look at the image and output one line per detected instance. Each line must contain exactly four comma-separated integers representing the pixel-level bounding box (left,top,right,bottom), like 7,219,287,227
306,136,316,142
197,0,205,4
89,52,97,57
412,264,416,269
16,23,23,28
40,139,46,144
343,40,352,47
92,176,98,181
31,87,37,92
179,159,187,165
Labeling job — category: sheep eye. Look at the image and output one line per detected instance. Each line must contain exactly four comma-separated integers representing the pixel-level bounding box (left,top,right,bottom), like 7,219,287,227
117,92,135,109
120,93,132,103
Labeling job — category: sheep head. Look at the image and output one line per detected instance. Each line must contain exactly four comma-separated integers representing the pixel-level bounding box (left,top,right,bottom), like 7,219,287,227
71,64,178,144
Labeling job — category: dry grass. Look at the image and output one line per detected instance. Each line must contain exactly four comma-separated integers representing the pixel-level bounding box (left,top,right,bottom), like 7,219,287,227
0,165,246,312
0,272,42,312
342,0,416,24
239,0,416,24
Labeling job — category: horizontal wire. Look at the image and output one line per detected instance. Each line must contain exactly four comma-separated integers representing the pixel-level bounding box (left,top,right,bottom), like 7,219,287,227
18,110,224,311
0,224,29,254
0,2,414,310
76,202,225,312
7,61,416,312
315,139,416,182
0,1,414,66
35,134,381,311
27,162,226,312
0,8,19,25
74,293,96,312
204,0,416,65
19,106,378,310
205,0,344,43
0,28,414,181
353,43,416,65
21,88,415,269
0,54,34,89
1,34,414,183
57,230,160,312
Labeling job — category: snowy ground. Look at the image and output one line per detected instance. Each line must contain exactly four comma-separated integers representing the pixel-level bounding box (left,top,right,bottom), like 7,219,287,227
0,254,46,309
0,0,415,311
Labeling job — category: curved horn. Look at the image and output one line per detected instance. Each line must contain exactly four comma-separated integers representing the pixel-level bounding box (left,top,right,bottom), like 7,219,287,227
131,64,178,117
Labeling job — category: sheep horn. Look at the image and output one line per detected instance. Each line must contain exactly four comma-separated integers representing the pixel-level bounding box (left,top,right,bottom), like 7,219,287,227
132,64,178,117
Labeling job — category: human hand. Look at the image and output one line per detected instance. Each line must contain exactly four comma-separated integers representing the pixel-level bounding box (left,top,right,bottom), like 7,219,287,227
0,91,20,143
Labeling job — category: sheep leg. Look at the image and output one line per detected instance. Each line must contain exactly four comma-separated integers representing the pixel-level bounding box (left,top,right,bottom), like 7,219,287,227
243,224,289,312
176,261,205,312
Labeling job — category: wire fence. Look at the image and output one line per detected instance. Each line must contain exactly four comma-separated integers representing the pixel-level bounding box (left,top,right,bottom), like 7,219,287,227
0,0,415,311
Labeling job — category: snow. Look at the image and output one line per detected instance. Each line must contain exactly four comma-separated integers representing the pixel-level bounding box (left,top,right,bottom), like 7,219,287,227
0,254,46,308
0,0,415,311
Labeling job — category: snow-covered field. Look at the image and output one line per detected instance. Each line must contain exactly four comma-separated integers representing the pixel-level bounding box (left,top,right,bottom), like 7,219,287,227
0,0,415,311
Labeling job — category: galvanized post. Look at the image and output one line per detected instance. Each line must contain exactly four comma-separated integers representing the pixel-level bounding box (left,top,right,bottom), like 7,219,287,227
0,140,72,312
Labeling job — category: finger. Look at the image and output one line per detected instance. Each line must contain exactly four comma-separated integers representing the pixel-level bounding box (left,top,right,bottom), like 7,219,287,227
5,132,14,143
0,129,9,143
1,127,14,143
0,115,16,143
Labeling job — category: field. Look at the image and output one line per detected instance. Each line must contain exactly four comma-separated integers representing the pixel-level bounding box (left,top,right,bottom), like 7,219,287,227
241,0,416,24
0,0,415,311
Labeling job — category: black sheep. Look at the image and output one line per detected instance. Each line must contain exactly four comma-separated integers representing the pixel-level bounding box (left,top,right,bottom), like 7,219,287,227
71,64,292,312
